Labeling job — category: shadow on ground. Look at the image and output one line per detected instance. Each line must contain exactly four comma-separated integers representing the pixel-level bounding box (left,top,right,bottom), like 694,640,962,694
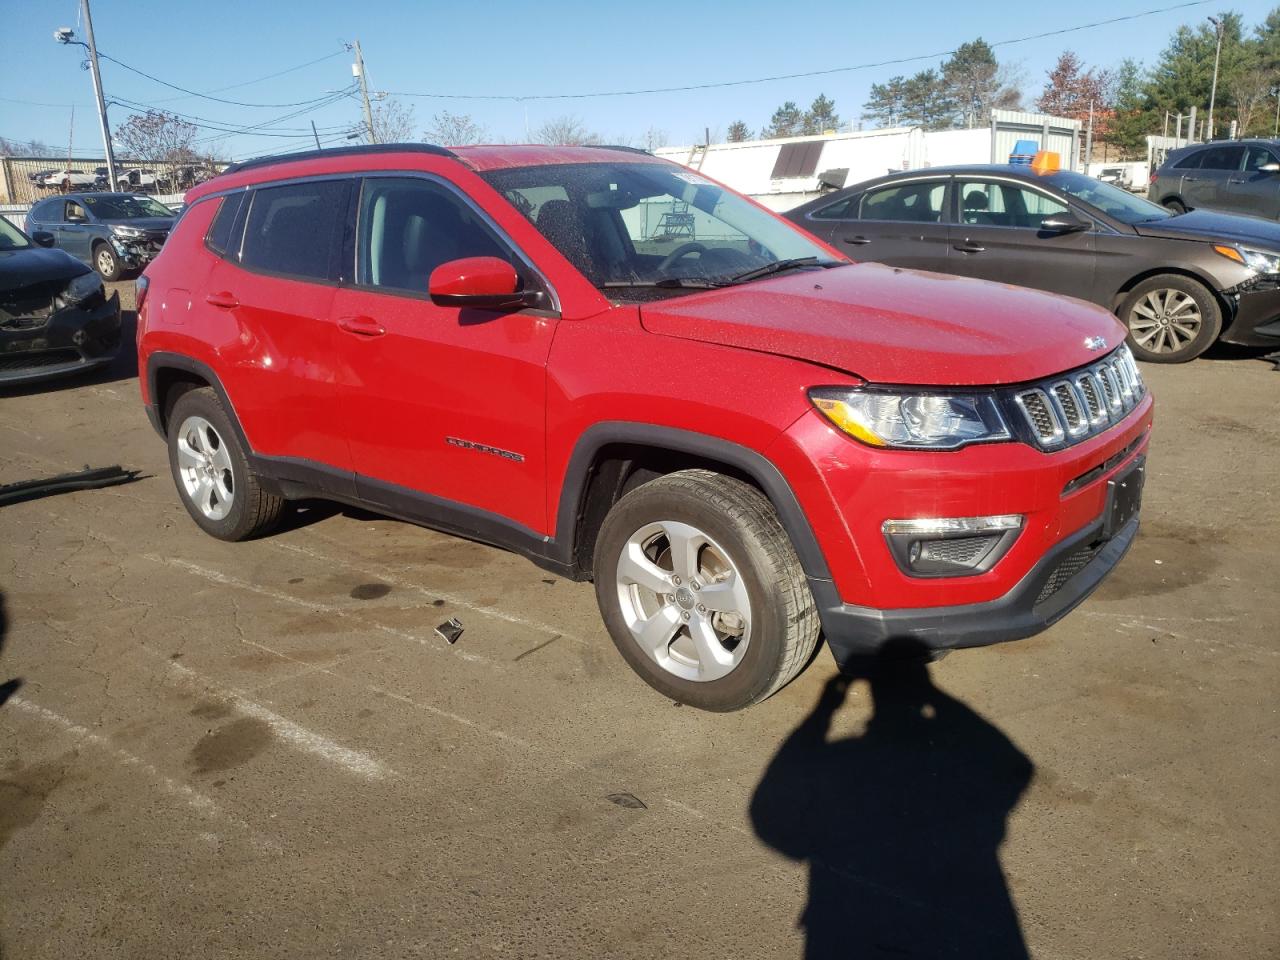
0,590,19,709
751,647,1034,959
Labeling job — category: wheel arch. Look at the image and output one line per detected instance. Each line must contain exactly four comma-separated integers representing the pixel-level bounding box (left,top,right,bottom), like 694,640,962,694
146,352,251,451
553,423,833,585
1111,267,1228,316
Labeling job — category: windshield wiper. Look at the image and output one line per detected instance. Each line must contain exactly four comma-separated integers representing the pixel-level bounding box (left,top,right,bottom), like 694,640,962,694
725,257,826,284
598,277,727,289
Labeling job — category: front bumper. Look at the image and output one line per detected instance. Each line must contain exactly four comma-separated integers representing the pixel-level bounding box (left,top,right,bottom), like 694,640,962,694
813,513,1138,669
0,290,121,385
113,237,163,270
1223,277,1280,346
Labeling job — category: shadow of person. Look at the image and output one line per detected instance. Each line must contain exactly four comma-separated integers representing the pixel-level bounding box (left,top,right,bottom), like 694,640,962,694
751,645,1034,959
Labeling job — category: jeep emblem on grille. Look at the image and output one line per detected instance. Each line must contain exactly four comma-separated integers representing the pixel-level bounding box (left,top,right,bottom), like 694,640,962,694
1084,336,1107,351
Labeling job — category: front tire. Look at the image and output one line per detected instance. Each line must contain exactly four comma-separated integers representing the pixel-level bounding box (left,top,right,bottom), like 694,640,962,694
1118,274,1221,363
1162,197,1188,214
593,469,820,711
93,242,122,281
167,387,284,540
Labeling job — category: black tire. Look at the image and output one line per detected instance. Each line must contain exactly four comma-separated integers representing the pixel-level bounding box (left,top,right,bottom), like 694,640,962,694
1162,198,1187,214
92,242,122,282
167,387,284,540
1117,274,1222,363
593,469,820,711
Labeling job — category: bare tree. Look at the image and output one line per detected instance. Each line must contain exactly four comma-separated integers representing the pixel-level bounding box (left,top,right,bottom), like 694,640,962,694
1229,66,1279,134
114,110,199,190
352,98,417,144
642,127,669,150
424,110,488,146
0,137,55,157
532,115,602,146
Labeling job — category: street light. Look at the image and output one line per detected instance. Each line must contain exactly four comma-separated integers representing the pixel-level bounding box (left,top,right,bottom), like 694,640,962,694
1207,16,1223,141
53,2,119,192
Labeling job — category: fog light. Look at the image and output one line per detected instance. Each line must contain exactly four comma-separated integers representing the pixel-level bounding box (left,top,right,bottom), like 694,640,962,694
882,515,1023,578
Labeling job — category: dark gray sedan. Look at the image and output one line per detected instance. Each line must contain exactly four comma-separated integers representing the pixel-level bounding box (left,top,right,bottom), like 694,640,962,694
24,192,175,282
786,165,1280,362
1148,140,1280,219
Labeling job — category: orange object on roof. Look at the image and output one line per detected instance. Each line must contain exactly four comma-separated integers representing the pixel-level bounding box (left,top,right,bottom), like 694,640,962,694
1031,151,1061,175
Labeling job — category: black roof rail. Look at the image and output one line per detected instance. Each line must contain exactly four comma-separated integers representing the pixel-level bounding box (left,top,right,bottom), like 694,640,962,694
579,143,652,156
221,142,457,177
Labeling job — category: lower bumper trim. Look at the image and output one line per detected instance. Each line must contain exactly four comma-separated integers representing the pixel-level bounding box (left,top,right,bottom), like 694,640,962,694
812,514,1139,669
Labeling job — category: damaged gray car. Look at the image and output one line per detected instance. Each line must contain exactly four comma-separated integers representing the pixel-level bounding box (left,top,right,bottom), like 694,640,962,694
1,215,121,386
24,192,175,282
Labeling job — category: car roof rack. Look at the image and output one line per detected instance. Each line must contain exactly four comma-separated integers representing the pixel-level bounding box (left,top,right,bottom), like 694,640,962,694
221,142,457,176
578,143,652,156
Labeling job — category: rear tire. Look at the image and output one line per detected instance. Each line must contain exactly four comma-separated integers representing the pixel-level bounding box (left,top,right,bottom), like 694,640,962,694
1118,274,1221,363
93,242,122,282
1162,198,1187,214
167,387,284,540
593,469,820,711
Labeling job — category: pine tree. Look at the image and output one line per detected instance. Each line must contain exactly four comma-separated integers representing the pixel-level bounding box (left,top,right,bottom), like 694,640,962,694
762,102,804,138
803,94,841,134
726,121,752,142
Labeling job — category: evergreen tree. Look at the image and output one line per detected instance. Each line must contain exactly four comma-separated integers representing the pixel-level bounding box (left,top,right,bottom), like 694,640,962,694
762,102,804,138
803,94,841,134
726,120,752,142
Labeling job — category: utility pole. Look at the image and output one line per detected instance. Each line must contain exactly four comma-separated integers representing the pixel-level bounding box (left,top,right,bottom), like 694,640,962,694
1084,101,1095,170
1207,16,1223,141
351,41,377,144
78,0,119,192
1274,86,1280,138
310,120,322,150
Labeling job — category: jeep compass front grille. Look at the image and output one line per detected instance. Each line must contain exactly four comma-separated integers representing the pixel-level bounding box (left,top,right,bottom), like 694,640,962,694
1011,348,1145,450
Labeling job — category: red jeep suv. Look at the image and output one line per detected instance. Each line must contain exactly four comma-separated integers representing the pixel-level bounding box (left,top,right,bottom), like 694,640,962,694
137,144,1152,711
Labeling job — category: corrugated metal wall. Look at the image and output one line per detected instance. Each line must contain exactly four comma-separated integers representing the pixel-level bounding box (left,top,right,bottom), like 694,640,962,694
989,110,1083,170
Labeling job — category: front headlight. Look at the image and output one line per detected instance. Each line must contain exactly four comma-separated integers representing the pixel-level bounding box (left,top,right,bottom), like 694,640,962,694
63,271,104,303
112,224,145,239
809,388,1011,450
1214,245,1280,275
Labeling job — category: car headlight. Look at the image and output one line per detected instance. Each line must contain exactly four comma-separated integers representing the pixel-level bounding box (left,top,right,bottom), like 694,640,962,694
1214,245,1280,275
809,387,1011,450
112,224,145,239
63,271,104,303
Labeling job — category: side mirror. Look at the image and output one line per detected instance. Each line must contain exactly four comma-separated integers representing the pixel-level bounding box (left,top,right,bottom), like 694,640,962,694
31,231,56,247
1040,214,1091,234
1260,162,1280,174
428,256,539,309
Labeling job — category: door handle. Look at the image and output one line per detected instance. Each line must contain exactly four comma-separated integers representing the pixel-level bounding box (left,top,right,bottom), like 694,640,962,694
205,291,239,309
337,315,386,338
842,235,872,245
953,242,985,253
1228,177,1246,183
1182,176,1201,182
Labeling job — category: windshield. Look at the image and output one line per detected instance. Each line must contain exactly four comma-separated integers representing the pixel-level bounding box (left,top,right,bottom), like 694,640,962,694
481,162,841,296
83,195,174,220
0,216,31,251
1044,171,1172,225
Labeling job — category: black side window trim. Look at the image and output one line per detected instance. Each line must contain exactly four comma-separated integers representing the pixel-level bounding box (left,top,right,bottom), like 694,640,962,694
853,179,951,225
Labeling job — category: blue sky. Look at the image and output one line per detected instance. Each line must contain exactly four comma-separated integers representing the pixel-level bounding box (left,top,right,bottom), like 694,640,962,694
3,0,1277,160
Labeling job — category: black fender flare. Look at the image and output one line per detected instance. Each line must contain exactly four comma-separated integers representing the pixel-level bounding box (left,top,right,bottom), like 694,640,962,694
552,421,834,584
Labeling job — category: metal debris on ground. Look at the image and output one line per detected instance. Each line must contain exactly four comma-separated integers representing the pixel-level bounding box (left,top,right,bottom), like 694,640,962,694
435,618,464,644
606,793,647,810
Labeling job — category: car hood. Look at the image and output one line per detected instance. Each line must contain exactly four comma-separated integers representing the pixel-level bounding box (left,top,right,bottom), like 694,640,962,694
638,263,1125,386
1134,209,1280,249
97,216,174,232
0,246,90,293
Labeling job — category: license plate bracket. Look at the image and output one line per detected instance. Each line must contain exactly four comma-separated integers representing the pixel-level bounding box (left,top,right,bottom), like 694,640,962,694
1104,456,1145,538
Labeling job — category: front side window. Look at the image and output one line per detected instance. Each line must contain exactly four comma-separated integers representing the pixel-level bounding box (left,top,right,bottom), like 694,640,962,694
481,162,839,296
1244,146,1279,172
356,177,512,293
1198,145,1244,171
65,201,88,222
810,194,858,220
859,182,947,223
240,179,347,281
957,181,1068,229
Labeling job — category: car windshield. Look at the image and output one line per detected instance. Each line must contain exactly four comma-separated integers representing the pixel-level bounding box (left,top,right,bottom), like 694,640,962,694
83,195,174,219
1044,171,1172,225
481,162,842,296
0,216,31,251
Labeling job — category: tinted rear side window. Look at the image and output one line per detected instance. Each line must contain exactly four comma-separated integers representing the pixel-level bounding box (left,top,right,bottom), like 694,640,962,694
1173,151,1203,170
810,194,859,220
240,180,348,281
205,192,245,256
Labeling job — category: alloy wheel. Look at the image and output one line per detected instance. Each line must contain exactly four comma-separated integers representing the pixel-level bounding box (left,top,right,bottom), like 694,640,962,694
614,520,752,682
175,415,235,520
1127,289,1203,355
96,249,115,275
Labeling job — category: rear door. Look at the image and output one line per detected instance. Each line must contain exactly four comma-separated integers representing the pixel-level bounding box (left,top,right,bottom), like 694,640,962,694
1227,145,1280,219
946,177,1096,299
798,178,952,272
1187,144,1245,211
204,177,355,480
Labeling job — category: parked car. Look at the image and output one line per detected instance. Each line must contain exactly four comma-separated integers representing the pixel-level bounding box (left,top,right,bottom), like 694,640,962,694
786,164,1280,362
25,192,176,281
137,144,1151,710
36,169,98,190
1148,139,1280,218
0,215,121,385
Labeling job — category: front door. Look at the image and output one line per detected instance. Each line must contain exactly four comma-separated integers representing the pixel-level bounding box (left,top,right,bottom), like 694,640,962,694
1227,145,1280,219
946,178,1096,299
331,175,557,534
60,199,94,262
801,178,952,273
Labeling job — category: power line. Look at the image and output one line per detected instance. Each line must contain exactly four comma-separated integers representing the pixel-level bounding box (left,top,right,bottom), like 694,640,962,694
96,51,350,108
107,88,357,139
386,0,1212,102
143,49,347,103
